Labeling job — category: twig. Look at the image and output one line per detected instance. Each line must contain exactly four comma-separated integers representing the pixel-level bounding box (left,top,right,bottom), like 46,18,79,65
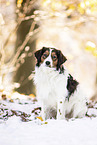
19,15,35,21
3,21,22,48
9,21,36,66
0,27,39,75
7,23,40,71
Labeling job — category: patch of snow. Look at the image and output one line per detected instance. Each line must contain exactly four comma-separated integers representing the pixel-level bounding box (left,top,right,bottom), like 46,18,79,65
0,99,97,145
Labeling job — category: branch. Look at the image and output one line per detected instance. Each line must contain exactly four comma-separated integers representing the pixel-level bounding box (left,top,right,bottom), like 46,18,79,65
7,21,40,70
3,21,21,48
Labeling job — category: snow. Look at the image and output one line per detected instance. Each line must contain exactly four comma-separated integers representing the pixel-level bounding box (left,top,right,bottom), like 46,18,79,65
0,98,97,145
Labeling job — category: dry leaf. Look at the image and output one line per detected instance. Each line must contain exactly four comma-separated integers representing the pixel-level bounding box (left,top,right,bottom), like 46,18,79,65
36,116,44,121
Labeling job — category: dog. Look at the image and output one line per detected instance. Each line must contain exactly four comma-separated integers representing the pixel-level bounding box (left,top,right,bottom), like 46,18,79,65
34,47,87,120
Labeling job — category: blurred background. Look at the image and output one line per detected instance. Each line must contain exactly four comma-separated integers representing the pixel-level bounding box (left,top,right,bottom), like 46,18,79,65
0,0,97,101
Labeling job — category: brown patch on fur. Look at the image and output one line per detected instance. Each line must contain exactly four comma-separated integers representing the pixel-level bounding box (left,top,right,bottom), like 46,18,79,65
41,50,49,62
51,51,58,67
67,74,79,98
34,47,49,67
51,48,67,70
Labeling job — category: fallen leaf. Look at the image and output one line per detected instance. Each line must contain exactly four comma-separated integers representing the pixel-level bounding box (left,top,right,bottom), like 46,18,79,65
29,94,36,98
36,116,44,121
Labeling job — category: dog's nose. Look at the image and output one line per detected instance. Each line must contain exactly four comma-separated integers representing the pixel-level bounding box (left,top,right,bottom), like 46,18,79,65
46,61,50,66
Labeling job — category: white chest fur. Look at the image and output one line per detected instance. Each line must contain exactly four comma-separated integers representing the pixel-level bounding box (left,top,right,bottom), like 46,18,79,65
34,66,68,106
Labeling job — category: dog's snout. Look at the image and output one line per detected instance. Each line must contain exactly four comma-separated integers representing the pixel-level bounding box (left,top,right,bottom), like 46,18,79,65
46,61,50,66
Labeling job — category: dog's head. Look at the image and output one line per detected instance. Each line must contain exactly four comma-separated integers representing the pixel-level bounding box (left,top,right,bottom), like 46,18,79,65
34,47,67,71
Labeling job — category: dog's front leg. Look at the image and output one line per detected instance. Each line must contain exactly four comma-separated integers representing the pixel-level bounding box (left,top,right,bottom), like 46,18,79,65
57,97,65,120
41,102,46,120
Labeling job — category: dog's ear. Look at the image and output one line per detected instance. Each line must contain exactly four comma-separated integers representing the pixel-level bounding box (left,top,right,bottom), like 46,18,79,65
34,47,48,59
57,50,67,70
34,48,43,67
34,47,48,66
35,49,42,59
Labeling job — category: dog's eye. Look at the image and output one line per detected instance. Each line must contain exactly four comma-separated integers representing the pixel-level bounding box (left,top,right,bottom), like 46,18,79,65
52,55,57,61
42,54,48,59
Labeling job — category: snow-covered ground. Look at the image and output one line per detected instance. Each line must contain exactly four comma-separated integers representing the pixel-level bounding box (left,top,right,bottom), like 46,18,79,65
0,96,97,145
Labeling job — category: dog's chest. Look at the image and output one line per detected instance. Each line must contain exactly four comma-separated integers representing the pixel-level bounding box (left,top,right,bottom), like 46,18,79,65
34,67,59,93
34,67,68,101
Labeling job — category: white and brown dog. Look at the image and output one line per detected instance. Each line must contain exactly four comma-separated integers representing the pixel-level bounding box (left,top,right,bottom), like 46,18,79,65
34,47,87,120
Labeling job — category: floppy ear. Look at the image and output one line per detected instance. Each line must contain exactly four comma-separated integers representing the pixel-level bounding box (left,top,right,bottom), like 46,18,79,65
57,50,67,70
34,48,43,67
35,49,42,59
34,47,48,59
34,47,48,66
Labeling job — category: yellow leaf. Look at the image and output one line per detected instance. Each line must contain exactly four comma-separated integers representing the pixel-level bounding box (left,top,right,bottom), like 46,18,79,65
78,3,85,14
44,121,48,124
79,2,86,9
51,1,62,11
85,0,90,6
69,4,76,11
36,116,44,121
92,50,97,57
42,0,51,7
8,95,11,99
85,41,96,52
29,94,35,98
17,0,23,7
91,6,97,15
9,99,14,103
17,0,23,4
85,46,95,51
6,1,10,6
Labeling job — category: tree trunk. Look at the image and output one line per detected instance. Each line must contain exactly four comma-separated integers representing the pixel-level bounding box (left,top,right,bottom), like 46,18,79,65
14,1,39,95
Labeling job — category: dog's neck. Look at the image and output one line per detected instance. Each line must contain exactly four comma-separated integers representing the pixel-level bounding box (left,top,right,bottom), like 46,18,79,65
35,64,65,75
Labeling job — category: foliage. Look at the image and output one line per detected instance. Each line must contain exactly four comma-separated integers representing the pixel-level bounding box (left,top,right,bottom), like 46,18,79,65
85,41,97,57
0,0,97,96
41,0,97,16
17,0,23,7
39,0,97,57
